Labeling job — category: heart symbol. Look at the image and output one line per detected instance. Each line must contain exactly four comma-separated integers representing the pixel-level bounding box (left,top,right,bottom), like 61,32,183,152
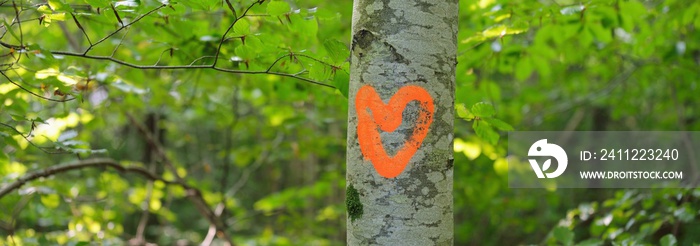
355,85,434,178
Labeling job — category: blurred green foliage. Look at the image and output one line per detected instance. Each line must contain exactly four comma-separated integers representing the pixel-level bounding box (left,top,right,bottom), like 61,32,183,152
0,0,698,245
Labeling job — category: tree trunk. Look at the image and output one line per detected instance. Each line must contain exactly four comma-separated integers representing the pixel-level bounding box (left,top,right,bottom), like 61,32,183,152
346,0,458,245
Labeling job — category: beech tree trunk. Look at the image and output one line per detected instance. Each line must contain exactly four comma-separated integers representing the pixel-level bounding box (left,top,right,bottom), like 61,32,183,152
346,0,458,245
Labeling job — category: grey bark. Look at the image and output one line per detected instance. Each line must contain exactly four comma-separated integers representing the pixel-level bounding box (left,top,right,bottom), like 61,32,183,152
346,0,458,245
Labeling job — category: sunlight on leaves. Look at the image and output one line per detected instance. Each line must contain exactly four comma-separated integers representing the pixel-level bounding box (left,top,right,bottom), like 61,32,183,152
267,1,291,16
454,138,481,160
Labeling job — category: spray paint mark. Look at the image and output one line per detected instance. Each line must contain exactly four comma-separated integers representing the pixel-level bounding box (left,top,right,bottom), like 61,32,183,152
355,85,434,178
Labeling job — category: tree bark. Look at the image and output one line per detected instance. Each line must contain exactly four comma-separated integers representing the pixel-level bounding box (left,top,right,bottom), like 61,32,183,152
346,0,457,245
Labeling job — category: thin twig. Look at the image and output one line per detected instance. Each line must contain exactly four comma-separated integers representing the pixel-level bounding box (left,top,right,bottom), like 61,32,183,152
188,55,217,66
153,48,172,65
0,70,76,102
84,4,166,55
10,0,22,64
0,122,68,154
110,27,130,57
71,13,92,46
11,0,21,45
212,0,261,67
47,51,335,88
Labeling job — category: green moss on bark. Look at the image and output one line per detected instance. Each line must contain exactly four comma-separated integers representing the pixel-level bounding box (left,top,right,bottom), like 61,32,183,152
346,184,363,222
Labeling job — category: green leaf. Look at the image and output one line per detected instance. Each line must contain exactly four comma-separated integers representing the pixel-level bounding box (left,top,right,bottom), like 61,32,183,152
28,44,55,61
41,12,67,27
673,207,695,222
2,20,21,42
471,102,495,118
41,194,61,208
37,5,53,14
660,234,677,246
481,81,502,101
10,114,26,121
48,0,72,12
83,0,110,8
553,226,574,245
473,121,499,145
234,45,255,60
1,132,20,149
290,15,318,37
266,1,290,16
456,103,473,119
483,118,514,131
587,23,612,44
324,39,350,64
515,56,533,81
309,63,331,81
531,55,551,78
332,72,349,98
303,17,319,37
177,0,217,10
560,5,584,15
482,23,528,39
233,19,251,35
48,0,63,10
47,13,66,21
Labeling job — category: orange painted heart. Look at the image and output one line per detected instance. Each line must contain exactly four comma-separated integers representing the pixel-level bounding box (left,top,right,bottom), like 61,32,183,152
355,85,434,178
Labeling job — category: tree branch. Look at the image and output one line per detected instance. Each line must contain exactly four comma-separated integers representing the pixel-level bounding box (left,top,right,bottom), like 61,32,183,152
83,4,166,54
0,0,338,93
212,0,262,67
0,155,235,245
0,122,70,154
0,69,77,102
0,158,173,199
48,50,336,88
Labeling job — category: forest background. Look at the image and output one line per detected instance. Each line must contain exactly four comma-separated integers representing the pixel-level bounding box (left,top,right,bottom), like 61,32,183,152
1,0,699,245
